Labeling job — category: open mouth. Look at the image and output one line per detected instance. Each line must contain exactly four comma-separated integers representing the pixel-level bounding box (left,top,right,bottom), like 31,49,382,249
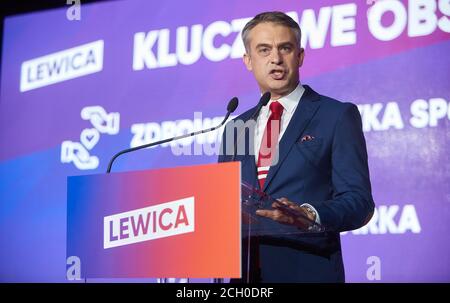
270,69,285,80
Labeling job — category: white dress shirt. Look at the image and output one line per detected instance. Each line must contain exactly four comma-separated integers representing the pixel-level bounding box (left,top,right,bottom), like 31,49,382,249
253,83,321,225
254,83,305,161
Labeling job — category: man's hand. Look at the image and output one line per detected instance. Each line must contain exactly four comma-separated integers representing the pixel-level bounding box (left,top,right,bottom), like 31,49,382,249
255,198,316,230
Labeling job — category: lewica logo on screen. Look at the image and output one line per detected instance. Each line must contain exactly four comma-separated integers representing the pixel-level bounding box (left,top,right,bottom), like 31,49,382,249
103,197,195,249
20,40,104,92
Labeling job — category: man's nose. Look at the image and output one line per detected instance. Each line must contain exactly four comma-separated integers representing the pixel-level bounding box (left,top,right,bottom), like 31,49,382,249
270,49,283,65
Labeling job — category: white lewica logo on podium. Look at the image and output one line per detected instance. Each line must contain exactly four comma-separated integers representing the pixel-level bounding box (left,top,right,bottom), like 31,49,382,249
104,197,195,249
20,40,104,92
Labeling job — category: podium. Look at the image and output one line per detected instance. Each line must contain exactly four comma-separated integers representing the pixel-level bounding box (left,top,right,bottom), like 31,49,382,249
67,162,325,282
67,162,241,279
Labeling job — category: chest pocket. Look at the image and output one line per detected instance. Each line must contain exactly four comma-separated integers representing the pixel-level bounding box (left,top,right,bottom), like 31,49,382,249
293,137,327,168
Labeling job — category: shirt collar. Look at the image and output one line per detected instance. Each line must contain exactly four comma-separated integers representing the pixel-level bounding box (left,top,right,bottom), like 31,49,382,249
263,83,305,115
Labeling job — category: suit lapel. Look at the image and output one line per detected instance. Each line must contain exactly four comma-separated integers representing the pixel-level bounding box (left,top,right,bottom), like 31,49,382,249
262,85,321,191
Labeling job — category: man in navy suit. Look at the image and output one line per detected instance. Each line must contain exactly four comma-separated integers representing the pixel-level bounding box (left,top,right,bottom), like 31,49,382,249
218,12,375,282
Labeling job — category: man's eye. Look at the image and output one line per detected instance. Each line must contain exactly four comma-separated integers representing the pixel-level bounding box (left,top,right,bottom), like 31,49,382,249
280,46,292,53
258,48,270,55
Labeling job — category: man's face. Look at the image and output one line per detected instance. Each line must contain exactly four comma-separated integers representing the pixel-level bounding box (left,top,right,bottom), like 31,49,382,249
243,22,304,99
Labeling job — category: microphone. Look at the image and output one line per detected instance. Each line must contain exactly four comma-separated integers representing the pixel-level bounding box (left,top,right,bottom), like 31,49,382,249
230,92,271,161
106,97,239,173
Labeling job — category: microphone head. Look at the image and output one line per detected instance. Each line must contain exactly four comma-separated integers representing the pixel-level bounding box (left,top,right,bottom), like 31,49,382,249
227,97,239,113
260,91,271,106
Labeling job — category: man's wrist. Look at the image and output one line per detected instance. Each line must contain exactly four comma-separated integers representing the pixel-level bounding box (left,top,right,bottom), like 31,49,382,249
300,203,321,225
301,205,316,222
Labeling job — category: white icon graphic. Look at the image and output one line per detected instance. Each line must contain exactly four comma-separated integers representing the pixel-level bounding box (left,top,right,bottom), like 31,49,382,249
61,106,120,170
81,106,120,135
80,128,100,150
61,141,99,170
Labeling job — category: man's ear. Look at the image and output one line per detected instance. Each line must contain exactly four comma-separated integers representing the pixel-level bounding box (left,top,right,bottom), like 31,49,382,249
243,53,252,71
298,47,305,68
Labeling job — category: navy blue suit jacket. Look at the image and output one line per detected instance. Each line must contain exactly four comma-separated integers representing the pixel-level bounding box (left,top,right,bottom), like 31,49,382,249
218,85,374,282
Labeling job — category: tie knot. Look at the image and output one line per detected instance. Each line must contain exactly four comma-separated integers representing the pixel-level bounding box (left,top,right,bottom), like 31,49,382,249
269,101,284,117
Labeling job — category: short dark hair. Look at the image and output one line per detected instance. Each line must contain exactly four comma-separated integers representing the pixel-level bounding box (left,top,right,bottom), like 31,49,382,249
242,11,302,53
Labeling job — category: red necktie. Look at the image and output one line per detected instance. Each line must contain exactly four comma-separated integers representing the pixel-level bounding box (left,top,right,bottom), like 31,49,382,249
257,101,284,189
